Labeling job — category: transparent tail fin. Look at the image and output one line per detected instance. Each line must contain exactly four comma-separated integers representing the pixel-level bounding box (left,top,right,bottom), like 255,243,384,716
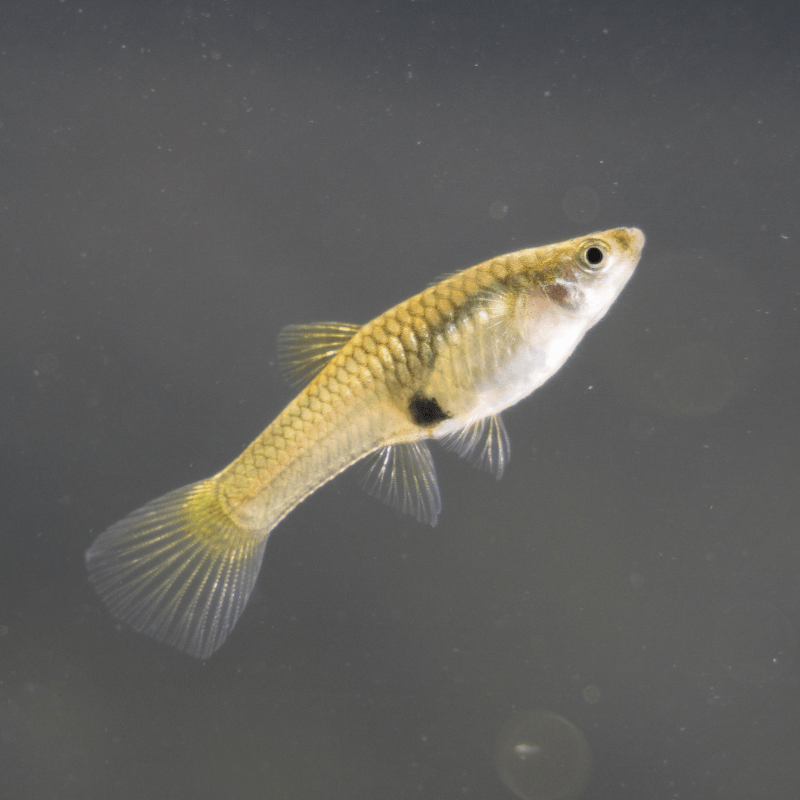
86,480,267,659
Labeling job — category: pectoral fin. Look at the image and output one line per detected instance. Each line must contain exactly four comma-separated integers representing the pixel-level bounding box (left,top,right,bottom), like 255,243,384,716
360,441,442,526
278,322,360,389
441,414,510,479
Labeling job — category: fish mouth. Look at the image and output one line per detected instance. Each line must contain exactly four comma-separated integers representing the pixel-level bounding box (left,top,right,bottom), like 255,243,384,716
622,226,646,255
601,227,645,258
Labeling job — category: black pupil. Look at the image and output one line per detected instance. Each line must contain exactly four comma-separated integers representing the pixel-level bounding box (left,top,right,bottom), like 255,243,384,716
585,246,604,266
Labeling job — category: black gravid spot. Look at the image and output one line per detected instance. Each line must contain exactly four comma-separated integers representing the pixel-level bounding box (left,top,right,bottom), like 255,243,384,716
409,394,450,426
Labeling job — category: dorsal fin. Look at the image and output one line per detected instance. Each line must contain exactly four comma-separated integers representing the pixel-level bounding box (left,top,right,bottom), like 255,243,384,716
441,414,510,479
359,441,442,526
277,322,360,389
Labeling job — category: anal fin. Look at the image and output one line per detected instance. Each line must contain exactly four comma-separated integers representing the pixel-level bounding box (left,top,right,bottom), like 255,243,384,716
360,441,442,526
441,414,510,479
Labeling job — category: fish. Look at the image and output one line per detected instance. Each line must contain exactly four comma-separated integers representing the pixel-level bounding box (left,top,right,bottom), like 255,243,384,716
86,227,644,658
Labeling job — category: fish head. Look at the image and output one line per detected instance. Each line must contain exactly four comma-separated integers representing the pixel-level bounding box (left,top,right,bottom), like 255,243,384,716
528,227,644,328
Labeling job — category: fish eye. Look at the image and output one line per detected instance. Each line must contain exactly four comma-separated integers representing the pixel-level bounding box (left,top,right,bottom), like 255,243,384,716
585,246,604,265
576,240,610,272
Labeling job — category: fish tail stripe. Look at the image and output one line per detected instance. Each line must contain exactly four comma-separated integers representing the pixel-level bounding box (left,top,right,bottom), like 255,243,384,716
85,480,267,659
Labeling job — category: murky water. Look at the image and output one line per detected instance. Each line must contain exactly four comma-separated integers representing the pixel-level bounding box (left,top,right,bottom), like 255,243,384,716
1,2,799,798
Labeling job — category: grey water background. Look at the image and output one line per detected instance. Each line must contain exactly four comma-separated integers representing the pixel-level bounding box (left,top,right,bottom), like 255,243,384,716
1,2,799,798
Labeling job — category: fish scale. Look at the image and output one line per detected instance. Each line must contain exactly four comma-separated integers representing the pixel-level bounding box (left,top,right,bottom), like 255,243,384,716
86,227,644,658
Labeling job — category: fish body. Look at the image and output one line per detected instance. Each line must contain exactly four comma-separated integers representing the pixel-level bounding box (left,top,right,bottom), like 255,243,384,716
86,227,644,658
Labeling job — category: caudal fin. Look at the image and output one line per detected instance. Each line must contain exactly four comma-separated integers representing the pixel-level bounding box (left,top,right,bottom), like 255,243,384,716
86,479,267,659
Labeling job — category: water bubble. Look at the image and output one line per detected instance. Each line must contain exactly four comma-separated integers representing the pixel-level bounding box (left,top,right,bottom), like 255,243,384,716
489,201,509,220
562,186,599,224
495,710,592,800
582,685,601,704
712,600,796,683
